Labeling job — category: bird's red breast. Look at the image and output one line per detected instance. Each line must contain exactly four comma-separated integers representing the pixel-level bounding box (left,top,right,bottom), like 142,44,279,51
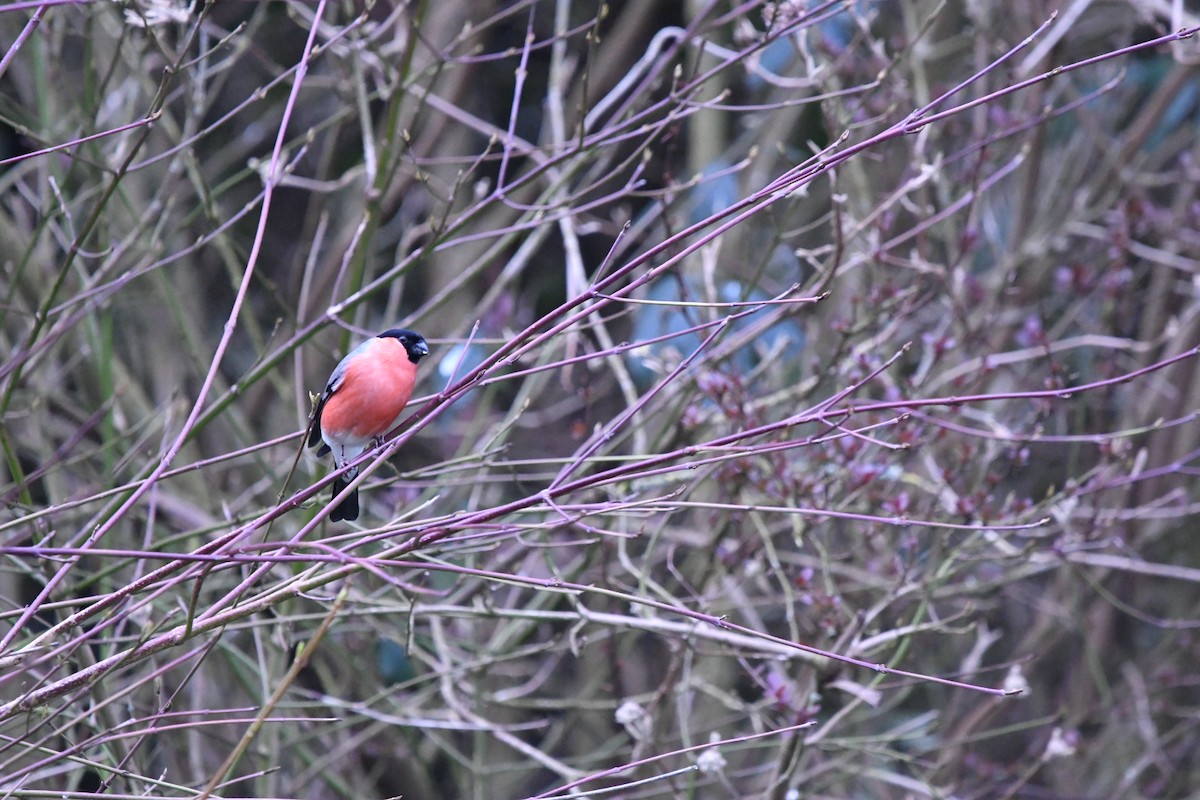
319,337,419,445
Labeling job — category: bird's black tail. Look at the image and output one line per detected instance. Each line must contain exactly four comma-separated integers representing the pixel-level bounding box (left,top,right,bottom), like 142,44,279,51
330,474,360,521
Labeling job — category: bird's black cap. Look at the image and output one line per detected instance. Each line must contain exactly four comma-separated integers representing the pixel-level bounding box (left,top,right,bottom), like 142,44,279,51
378,329,429,362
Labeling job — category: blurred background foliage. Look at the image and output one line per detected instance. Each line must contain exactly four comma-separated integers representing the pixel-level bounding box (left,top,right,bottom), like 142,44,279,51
2,0,1200,797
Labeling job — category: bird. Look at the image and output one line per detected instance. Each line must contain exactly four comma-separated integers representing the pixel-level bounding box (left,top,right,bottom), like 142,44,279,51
308,328,429,521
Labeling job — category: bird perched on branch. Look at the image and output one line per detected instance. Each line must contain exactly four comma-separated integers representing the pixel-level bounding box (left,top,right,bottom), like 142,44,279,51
309,328,429,521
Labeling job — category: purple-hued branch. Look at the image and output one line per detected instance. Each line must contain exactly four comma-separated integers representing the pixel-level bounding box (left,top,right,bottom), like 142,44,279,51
0,2,46,81
0,111,162,168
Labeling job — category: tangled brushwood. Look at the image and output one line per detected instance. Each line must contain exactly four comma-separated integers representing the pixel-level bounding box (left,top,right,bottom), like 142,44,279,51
1,2,1199,798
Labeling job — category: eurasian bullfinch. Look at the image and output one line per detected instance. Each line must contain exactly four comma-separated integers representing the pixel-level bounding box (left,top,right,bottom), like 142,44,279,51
309,328,429,521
